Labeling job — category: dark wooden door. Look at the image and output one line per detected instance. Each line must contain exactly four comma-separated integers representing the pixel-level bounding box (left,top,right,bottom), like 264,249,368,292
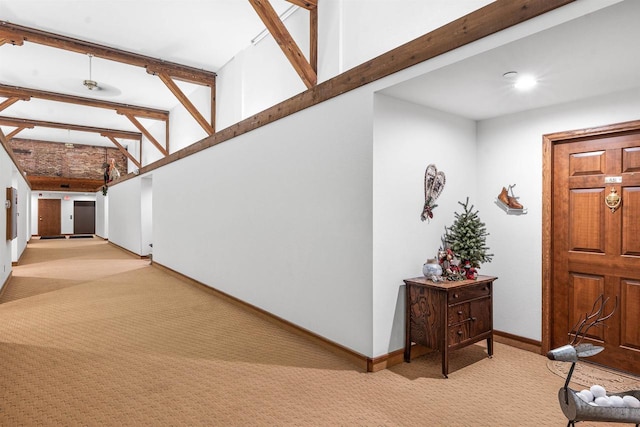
38,199,61,236
73,201,95,235
552,131,640,374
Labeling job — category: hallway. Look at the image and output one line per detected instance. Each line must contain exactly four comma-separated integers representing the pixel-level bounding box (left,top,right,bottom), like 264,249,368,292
0,238,615,426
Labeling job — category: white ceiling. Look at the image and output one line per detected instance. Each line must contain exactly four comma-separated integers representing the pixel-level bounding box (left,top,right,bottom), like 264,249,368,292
2,1,640,151
381,0,640,121
0,0,293,147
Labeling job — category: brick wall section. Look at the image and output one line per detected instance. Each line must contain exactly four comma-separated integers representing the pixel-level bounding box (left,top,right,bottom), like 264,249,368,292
9,138,128,180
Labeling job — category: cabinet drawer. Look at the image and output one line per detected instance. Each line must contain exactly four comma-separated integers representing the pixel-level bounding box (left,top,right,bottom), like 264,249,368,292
448,303,470,325
448,322,470,345
448,282,491,303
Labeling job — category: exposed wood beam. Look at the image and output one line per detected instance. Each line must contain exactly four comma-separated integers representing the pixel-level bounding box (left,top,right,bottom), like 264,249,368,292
5,126,32,140
27,176,103,192
249,0,317,88
157,72,214,136
0,84,169,121
285,0,316,10
0,128,31,188
0,95,29,113
123,113,168,156
105,135,141,169
0,36,23,46
310,6,317,73
0,20,216,86
0,116,142,140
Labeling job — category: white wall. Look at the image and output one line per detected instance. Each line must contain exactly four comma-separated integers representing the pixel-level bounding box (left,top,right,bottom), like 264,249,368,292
373,95,478,355
476,87,640,341
30,192,96,236
151,88,375,356
215,0,492,131
12,171,30,263
95,190,108,239
107,178,142,255
0,142,30,288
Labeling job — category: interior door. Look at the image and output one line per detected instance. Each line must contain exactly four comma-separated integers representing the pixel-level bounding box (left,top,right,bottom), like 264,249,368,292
73,201,95,235
38,199,61,236
552,131,640,374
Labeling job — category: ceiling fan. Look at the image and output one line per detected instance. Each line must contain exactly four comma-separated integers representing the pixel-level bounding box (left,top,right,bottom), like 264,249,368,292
79,53,121,96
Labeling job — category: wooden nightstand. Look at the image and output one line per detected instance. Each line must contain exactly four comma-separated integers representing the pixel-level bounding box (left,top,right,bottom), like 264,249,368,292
404,275,497,378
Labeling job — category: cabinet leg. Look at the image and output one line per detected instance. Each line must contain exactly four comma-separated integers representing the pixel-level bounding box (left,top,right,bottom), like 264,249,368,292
404,346,411,363
442,349,448,378
487,337,493,358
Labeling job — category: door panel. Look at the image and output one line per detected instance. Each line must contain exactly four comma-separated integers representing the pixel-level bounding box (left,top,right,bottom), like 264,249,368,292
569,274,605,341
73,201,95,235
622,187,640,255
621,280,640,350
553,132,640,375
569,189,604,253
38,199,61,236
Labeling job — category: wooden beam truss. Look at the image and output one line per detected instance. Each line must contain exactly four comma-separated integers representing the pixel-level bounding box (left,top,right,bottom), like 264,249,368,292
249,0,317,88
0,116,142,141
0,20,216,139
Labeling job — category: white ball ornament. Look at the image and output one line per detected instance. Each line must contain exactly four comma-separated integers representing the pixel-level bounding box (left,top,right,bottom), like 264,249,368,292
595,396,611,407
590,385,607,398
579,389,594,402
609,395,624,407
576,392,590,403
623,395,640,408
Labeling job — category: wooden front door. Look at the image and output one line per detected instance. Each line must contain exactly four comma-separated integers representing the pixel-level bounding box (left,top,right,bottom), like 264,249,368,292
38,199,61,236
73,201,95,235
549,126,640,375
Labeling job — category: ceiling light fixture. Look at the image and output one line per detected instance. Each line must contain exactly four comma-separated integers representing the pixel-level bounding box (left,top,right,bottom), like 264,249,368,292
503,71,537,91
83,54,98,90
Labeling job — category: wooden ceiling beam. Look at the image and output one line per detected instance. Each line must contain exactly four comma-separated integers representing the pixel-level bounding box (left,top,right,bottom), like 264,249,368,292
105,135,141,169
5,125,32,140
285,0,317,10
157,72,214,136
0,116,142,140
0,95,30,113
123,113,168,156
249,0,317,89
27,176,104,192
0,84,169,121
0,20,216,86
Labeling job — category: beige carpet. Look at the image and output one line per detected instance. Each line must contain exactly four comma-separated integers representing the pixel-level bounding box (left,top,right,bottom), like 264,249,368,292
0,238,634,426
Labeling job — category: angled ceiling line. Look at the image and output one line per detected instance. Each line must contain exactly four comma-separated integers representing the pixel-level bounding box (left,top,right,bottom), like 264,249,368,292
0,116,142,141
249,0,317,88
0,84,169,121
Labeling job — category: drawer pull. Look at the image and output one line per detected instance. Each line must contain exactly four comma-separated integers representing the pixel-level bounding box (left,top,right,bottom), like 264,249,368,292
457,310,463,315
453,293,459,299
457,330,463,336
471,317,477,321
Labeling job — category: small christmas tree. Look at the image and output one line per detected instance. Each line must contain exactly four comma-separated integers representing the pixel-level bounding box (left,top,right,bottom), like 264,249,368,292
445,197,493,269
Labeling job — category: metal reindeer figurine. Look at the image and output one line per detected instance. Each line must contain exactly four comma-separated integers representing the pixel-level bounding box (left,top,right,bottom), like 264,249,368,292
547,295,640,426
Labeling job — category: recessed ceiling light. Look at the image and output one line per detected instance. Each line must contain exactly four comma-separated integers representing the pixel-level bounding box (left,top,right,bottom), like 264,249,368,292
503,71,537,91
514,74,537,90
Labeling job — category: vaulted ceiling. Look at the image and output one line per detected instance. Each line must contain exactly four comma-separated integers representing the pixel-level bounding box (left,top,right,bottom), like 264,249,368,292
0,0,309,190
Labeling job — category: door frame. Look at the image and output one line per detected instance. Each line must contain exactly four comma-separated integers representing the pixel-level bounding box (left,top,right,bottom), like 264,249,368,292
541,118,640,354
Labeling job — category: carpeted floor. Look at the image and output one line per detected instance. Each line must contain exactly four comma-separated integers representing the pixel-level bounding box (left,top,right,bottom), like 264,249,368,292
0,238,637,426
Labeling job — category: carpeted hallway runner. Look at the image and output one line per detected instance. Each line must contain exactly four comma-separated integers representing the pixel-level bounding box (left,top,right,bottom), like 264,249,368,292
1,238,637,426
